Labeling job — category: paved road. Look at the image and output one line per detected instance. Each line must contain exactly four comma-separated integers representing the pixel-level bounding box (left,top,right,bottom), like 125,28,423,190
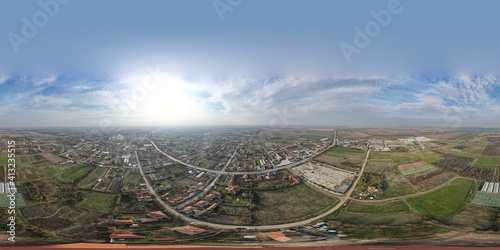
134,148,371,230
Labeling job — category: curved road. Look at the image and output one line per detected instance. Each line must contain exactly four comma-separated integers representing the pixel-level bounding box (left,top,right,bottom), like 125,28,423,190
135,148,371,230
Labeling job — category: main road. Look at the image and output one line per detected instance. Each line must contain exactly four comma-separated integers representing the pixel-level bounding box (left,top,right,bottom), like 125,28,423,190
134,147,371,230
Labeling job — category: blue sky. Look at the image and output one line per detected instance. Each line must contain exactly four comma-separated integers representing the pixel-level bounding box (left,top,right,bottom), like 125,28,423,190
1,0,500,127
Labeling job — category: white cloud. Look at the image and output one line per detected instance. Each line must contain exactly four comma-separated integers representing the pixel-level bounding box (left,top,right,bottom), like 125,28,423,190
0,76,8,84
29,95,71,107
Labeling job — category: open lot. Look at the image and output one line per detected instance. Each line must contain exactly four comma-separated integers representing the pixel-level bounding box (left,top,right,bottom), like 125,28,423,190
61,164,94,181
294,162,355,193
30,163,75,180
471,192,500,207
122,169,143,191
398,161,429,172
0,151,9,165
0,193,27,207
347,200,410,214
314,155,341,165
407,178,474,220
79,191,117,212
369,150,442,164
482,137,500,156
78,167,108,187
360,160,416,199
40,152,66,163
442,203,499,230
475,155,500,167
253,183,338,225
325,147,366,156
333,211,422,226
17,154,40,163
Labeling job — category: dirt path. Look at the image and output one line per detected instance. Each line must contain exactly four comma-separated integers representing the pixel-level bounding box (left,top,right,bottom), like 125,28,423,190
30,207,64,219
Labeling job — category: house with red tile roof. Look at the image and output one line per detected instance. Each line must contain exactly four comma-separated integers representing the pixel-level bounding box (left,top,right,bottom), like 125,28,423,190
182,206,196,214
110,233,145,239
148,211,167,220
114,219,134,225
195,200,208,208
173,225,207,235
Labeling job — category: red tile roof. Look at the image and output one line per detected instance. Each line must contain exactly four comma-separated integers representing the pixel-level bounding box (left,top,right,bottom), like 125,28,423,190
109,233,145,239
173,225,207,235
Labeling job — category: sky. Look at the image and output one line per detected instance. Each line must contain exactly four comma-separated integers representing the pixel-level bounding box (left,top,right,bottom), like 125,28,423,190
1,0,500,128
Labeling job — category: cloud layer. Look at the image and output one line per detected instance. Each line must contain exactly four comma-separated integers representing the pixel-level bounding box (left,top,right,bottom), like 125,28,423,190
1,75,499,128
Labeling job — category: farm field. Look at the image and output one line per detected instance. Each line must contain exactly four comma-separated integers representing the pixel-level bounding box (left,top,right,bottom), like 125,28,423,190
407,178,474,220
314,155,341,165
471,192,500,207
78,167,108,187
30,163,75,180
253,183,338,225
40,152,66,163
434,154,496,181
346,200,410,214
369,150,442,164
482,137,500,156
325,147,366,156
0,151,8,165
405,167,456,192
79,191,118,212
442,204,499,230
400,164,435,176
333,211,422,226
0,193,27,207
359,160,416,199
61,164,94,181
293,163,355,193
475,155,500,167
122,169,143,191
17,154,40,163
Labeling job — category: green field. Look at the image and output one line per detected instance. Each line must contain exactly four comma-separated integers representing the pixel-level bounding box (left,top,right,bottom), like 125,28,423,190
325,147,366,157
333,211,422,226
451,147,485,159
407,178,474,220
362,160,416,198
475,155,500,167
0,151,9,165
122,169,143,190
32,163,75,180
253,183,338,225
79,191,117,212
369,150,442,164
78,167,108,187
400,165,435,176
17,155,40,163
61,164,94,181
442,203,499,230
347,200,410,214
471,192,500,207
0,193,27,207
